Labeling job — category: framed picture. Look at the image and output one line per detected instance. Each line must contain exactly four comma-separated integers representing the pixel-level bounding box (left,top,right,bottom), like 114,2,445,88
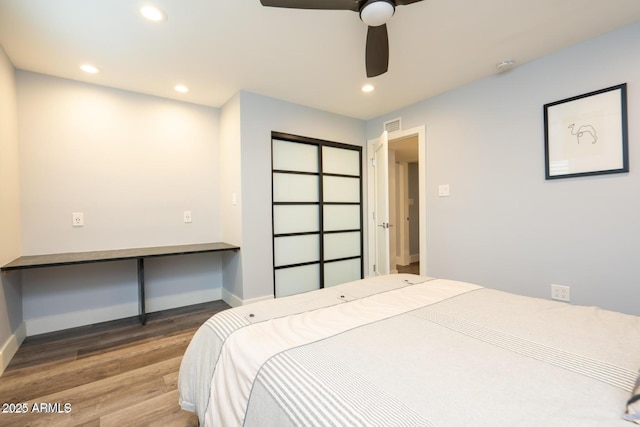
543,83,628,179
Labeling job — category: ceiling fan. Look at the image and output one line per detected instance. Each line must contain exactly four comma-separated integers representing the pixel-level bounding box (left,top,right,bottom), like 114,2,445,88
259,0,424,78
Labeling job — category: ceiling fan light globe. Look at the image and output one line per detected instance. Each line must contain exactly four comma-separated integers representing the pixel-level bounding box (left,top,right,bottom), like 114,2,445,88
360,0,395,27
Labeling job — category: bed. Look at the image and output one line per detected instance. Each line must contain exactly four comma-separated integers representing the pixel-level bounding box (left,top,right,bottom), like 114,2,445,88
178,274,640,426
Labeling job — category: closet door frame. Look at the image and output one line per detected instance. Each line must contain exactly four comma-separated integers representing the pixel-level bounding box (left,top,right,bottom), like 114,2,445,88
271,132,363,297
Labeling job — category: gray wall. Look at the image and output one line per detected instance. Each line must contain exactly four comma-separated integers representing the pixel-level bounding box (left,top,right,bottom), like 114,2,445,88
367,23,640,316
4,70,366,336
15,71,224,334
230,91,367,301
408,162,420,256
219,93,244,303
0,45,23,372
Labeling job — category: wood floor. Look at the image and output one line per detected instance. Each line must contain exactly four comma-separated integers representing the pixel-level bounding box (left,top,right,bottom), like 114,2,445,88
0,300,229,427
397,262,420,275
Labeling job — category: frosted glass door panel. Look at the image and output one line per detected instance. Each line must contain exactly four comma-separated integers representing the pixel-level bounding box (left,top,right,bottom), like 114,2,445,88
273,173,318,202
272,134,363,298
322,146,360,176
274,235,319,267
323,205,360,231
272,140,318,172
323,176,360,203
274,205,319,234
324,259,361,287
275,264,320,298
324,231,361,260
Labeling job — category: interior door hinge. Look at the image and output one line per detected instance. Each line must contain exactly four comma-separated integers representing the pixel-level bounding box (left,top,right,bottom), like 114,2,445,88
371,158,376,167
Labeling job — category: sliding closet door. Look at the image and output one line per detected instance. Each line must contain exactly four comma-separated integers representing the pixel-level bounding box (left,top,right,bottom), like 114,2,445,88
272,133,363,298
322,146,363,287
272,139,320,297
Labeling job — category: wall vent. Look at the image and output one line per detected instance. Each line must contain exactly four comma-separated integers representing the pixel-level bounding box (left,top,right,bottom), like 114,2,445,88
384,117,401,134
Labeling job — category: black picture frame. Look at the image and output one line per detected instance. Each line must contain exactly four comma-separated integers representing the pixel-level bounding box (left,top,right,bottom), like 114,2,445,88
543,83,628,180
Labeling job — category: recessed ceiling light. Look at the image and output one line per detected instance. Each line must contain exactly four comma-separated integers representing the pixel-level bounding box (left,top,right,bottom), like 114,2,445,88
362,84,375,93
140,5,167,22
174,85,189,93
80,64,100,74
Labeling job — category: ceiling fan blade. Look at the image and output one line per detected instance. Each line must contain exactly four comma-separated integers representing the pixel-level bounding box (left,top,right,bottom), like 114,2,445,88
260,0,359,11
365,24,389,77
394,0,424,5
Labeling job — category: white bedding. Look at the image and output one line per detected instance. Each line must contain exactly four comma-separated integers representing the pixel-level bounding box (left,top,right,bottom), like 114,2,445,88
178,275,640,426
178,273,433,423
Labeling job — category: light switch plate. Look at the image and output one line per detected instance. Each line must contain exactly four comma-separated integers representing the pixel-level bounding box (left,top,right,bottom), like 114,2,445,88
438,184,450,197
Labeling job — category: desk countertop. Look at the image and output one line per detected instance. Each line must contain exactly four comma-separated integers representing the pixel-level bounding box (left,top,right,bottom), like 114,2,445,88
1,242,240,271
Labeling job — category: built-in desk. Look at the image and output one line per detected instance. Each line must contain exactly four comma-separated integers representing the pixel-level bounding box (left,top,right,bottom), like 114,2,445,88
1,242,240,325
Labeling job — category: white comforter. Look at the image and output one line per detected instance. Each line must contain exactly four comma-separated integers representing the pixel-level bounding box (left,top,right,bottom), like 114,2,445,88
178,274,433,424
179,275,640,426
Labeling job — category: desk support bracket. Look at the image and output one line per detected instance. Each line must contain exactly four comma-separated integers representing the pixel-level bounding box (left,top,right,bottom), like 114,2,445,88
0,242,240,328
137,258,146,325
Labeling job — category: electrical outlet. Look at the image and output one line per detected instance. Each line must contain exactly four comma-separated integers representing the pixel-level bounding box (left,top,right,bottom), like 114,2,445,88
551,284,570,302
72,212,84,227
183,211,192,223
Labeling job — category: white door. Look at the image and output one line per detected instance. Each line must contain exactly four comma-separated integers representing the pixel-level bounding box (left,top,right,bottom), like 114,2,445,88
369,126,426,277
372,131,390,275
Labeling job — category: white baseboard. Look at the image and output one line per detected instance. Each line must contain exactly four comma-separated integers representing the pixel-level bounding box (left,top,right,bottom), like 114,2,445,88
25,303,139,336
145,288,222,313
222,288,273,308
221,288,243,308
25,289,224,336
396,255,411,267
397,254,420,267
0,322,26,375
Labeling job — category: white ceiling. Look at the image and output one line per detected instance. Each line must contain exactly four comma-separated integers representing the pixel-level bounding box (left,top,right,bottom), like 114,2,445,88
1,0,639,120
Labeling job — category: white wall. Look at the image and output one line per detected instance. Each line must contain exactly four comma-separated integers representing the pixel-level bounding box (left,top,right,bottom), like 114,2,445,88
388,149,397,272
11,73,365,334
408,162,420,257
0,45,23,373
16,72,224,334
219,93,244,305
233,91,366,301
367,22,640,316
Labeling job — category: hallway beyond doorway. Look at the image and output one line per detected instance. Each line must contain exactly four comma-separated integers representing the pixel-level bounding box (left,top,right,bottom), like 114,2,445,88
397,262,419,275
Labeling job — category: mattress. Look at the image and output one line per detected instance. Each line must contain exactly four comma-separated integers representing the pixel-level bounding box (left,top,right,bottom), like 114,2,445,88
178,274,640,426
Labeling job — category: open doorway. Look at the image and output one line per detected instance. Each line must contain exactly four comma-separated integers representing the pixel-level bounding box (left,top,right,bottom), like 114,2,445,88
389,135,419,274
367,125,425,277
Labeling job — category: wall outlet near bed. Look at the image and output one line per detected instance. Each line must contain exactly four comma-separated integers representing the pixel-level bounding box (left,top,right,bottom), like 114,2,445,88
72,212,84,227
551,284,570,302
